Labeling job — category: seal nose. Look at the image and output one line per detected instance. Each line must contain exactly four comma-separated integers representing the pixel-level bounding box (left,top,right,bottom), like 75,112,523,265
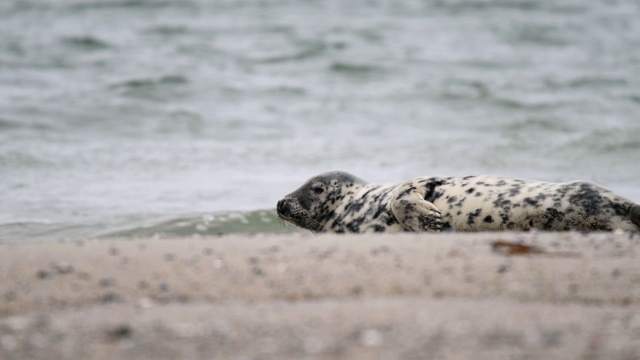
277,199,288,215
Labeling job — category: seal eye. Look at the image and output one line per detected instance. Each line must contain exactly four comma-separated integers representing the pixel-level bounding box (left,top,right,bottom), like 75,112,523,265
312,187,324,195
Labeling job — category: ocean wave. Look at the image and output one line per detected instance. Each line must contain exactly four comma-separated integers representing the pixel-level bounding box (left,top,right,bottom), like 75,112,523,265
108,75,190,99
0,210,304,241
103,210,304,238
60,35,112,51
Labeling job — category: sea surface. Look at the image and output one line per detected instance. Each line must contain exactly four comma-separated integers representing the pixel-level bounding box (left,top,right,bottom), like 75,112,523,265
1,0,640,240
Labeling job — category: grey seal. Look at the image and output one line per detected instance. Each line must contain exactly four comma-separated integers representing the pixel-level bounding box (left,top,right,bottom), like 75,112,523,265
276,171,640,233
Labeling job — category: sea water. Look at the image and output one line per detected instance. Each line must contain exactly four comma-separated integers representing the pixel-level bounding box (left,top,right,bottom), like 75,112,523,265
1,0,639,240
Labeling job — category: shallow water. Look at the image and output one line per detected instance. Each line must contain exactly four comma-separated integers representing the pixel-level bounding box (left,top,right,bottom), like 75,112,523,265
1,0,639,239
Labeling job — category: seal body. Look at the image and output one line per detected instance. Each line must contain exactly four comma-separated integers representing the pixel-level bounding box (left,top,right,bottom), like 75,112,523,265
276,171,640,233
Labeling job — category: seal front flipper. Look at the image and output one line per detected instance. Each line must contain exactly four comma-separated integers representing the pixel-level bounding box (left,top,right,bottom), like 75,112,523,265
390,182,443,232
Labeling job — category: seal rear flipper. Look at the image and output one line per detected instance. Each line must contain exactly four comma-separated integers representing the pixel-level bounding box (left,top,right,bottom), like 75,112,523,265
630,204,640,231
390,184,443,232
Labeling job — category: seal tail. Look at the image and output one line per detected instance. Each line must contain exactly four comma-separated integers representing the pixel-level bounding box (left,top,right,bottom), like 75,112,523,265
631,204,640,231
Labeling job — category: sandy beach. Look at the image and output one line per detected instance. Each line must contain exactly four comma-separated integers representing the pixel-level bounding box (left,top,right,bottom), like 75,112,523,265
1,232,639,359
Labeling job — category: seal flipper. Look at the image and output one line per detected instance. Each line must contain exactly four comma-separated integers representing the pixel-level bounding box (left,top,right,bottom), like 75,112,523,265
630,204,640,231
390,183,443,232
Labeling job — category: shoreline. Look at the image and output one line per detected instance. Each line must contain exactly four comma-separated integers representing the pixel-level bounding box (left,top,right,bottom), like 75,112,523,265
1,232,639,359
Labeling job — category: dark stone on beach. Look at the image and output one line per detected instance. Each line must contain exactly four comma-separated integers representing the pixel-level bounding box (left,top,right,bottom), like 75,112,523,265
158,282,170,292
37,269,53,280
99,277,116,287
611,268,621,278
100,292,123,303
351,286,363,296
106,324,133,341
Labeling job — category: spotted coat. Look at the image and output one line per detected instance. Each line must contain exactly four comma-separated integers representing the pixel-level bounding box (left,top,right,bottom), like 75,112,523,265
276,171,640,233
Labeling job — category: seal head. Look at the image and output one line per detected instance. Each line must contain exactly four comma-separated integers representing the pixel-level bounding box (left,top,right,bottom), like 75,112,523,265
277,171,367,231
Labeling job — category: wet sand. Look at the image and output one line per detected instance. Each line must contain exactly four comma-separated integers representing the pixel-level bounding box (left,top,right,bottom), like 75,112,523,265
1,232,639,359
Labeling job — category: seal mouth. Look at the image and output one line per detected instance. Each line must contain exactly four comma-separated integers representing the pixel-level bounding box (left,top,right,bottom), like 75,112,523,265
276,199,322,232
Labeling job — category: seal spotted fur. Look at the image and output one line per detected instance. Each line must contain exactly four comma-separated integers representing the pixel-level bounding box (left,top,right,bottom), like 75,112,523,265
277,171,640,233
